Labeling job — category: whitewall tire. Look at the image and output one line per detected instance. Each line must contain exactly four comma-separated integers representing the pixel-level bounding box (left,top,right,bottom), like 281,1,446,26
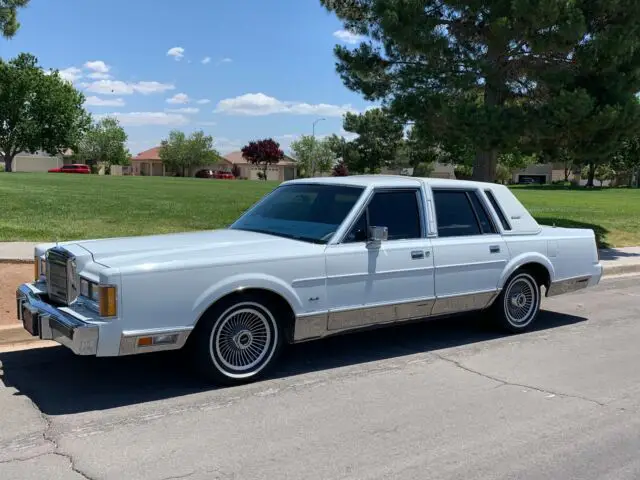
191,294,283,385
492,271,541,333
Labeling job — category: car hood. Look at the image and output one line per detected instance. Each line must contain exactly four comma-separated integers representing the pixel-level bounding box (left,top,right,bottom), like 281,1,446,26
72,229,320,269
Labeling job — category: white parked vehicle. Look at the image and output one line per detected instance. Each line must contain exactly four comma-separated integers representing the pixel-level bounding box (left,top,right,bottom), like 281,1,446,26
17,176,603,385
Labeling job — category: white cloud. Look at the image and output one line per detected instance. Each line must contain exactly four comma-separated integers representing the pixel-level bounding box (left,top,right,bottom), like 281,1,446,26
135,81,176,95
95,112,189,127
217,57,233,65
166,93,190,104
58,67,83,83
85,80,175,95
165,107,199,114
196,99,211,104
201,56,211,64
333,29,364,45
87,72,112,80
84,96,126,107
84,60,110,73
167,47,185,60
214,92,357,117
340,128,359,141
214,137,243,154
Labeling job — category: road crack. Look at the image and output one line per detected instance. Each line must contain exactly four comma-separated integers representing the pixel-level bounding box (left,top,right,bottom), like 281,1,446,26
433,353,607,407
20,396,96,480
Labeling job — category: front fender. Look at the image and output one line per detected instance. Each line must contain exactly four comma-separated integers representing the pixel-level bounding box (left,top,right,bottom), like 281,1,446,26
498,252,555,289
192,273,304,325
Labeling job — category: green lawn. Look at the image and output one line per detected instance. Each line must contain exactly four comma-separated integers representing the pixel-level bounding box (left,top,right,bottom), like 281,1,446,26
511,185,640,248
1,174,639,247
0,174,278,242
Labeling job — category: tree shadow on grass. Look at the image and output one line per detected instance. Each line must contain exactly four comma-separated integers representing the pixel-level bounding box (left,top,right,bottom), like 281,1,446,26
0,309,586,416
535,216,610,249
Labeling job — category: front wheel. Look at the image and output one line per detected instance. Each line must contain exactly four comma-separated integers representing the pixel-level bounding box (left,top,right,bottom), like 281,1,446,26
491,271,541,333
190,294,283,385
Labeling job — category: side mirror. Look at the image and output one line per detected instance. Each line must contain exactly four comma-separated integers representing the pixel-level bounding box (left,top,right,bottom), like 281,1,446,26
367,226,388,246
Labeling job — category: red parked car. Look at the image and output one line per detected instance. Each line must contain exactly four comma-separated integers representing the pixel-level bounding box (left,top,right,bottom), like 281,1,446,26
194,169,235,179
214,171,235,179
48,164,91,174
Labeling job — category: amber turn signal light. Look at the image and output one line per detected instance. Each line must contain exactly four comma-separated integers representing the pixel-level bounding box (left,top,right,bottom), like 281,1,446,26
99,285,117,317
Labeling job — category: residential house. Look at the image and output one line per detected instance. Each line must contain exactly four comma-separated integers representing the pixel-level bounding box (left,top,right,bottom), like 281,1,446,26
130,147,298,181
511,162,575,184
222,151,297,181
130,147,166,176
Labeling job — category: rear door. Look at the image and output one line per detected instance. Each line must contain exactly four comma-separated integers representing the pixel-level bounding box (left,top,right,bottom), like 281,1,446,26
429,188,510,316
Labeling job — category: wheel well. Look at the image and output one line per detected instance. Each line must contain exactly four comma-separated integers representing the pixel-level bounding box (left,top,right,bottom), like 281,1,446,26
194,288,297,344
517,263,551,291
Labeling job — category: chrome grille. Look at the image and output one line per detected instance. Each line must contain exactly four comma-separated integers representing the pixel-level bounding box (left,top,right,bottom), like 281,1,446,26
46,248,77,305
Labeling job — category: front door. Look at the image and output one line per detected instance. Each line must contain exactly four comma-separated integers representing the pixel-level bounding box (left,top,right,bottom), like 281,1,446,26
325,188,435,331
429,188,510,315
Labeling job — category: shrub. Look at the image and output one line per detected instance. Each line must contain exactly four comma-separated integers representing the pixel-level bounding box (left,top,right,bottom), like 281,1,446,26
332,161,349,176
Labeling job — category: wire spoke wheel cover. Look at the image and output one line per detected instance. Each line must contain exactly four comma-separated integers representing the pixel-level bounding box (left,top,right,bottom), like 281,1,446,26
503,273,539,327
209,302,278,379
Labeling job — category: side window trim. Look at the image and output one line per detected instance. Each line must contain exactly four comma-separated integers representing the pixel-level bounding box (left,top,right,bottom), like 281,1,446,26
432,188,498,238
338,187,425,244
464,191,487,234
484,189,512,231
466,190,498,235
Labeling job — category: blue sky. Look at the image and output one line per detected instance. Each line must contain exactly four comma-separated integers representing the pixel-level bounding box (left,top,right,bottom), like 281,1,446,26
1,0,374,155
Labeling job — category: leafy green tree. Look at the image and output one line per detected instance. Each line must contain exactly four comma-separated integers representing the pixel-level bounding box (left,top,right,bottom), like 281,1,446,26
611,136,640,187
0,0,29,38
321,0,640,182
74,117,130,173
241,138,284,181
342,108,403,173
290,135,337,177
0,53,90,172
159,130,219,177
325,133,362,168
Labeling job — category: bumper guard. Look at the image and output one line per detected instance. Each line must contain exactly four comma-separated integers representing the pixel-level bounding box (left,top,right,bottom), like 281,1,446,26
16,283,99,355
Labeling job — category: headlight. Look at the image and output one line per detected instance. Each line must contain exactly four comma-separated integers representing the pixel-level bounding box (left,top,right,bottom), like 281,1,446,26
80,278,100,302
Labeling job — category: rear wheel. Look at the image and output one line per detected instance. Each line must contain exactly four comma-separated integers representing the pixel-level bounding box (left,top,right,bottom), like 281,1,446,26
190,293,284,385
491,271,541,333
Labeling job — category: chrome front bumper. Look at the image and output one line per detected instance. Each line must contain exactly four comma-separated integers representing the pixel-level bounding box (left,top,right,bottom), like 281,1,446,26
16,283,99,355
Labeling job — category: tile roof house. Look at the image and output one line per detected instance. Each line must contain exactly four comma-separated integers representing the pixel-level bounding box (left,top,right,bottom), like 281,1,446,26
130,146,298,181
130,147,165,176
222,151,297,181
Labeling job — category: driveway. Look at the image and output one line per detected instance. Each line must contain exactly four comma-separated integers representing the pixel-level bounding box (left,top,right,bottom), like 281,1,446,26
1,275,639,479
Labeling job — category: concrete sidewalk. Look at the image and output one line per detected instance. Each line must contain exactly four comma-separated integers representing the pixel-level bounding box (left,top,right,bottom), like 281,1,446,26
0,242,37,263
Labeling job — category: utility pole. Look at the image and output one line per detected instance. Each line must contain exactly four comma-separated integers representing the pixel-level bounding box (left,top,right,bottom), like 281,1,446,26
311,118,326,177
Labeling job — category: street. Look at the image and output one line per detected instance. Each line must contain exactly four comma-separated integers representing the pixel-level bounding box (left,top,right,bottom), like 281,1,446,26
1,275,639,480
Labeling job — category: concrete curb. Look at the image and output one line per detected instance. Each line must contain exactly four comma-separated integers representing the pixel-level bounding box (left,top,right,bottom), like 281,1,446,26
1,261,638,349
0,258,34,265
0,325,40,348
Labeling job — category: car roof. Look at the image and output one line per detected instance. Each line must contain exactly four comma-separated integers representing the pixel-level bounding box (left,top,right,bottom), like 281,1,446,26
282,175,498,190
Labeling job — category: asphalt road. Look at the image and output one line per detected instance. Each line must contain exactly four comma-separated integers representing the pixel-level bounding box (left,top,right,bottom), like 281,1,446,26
1,275,639,480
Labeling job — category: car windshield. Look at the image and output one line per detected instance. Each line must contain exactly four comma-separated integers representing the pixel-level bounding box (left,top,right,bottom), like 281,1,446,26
230,183,365,244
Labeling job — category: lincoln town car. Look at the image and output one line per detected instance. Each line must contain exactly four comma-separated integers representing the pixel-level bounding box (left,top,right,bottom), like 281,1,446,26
16,176,603,385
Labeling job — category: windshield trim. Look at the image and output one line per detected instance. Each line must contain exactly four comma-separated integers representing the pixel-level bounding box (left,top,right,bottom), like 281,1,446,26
229,183,366,245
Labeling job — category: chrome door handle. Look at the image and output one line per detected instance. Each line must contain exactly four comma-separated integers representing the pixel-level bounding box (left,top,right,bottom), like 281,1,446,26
489,245,500,253
411,250,425,260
